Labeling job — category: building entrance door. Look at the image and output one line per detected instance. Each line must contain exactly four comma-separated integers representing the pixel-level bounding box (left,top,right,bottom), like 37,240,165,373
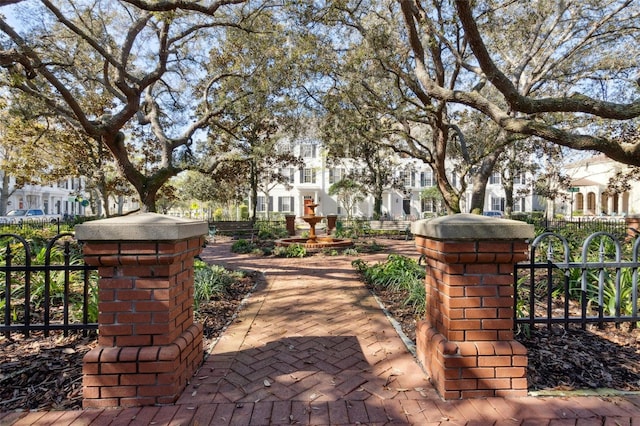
304,197,315,215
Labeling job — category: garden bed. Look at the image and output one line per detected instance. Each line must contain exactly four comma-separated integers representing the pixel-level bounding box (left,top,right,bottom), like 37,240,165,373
368,283,640,393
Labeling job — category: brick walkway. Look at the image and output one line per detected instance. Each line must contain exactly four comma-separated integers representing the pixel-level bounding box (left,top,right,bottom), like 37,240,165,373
2,240,640,425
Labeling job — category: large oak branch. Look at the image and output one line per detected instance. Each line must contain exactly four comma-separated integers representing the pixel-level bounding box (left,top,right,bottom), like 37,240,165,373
454,0,640,119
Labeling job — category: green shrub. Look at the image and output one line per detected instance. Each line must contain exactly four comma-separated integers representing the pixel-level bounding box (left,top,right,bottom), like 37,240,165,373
272,246,287,257
231,239,255,254
239,204,249,220
257,227,288,240
352,254,426,315
193,260,244,311
273,244,307,258
323,248,339,256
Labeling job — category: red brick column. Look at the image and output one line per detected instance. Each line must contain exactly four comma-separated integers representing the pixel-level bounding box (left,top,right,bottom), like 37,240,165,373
77,214,207,408
285,214,296,236
626,215,640,240
412,214,534,399
326,214,338,235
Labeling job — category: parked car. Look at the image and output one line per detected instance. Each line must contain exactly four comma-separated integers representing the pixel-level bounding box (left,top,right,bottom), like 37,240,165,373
0,209,62,224
483,210,504,218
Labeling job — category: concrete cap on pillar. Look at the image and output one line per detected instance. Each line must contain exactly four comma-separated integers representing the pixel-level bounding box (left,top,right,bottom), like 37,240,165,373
75,213,208,241
411,213,535,240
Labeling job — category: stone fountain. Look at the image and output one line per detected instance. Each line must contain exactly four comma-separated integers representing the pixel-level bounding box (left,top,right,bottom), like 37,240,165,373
276,202,353,250
302,202,323,243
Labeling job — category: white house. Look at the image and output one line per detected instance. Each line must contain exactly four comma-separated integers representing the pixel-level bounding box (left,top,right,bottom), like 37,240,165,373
557,154,640,217
254,141,538,220
1,173,89,218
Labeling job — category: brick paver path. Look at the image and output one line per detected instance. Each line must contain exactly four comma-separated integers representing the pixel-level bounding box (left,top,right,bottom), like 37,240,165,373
2,239,640,425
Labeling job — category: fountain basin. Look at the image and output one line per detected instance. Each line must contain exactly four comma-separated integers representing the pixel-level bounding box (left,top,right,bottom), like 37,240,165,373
275,237,353,251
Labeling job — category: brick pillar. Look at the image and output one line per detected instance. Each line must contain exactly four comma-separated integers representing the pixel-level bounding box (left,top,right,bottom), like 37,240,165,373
77,213,207,408
626,215,640,240
412,214,534,400
326,214,337,235
285,214,296,236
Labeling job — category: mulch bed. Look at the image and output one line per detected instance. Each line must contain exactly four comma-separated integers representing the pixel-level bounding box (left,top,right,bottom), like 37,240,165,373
0,273,258,412
369,285,640,393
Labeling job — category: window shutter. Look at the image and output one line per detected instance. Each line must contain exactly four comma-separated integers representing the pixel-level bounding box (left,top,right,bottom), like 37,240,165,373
269,196,274,211
290,197,294,212
278,197,283,212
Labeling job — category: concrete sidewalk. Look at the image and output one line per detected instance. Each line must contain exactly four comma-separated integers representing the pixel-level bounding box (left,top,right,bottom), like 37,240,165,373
2,239,640,425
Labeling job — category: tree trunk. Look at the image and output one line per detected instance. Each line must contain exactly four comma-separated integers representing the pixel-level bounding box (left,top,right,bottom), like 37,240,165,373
0,173,11,216
249,161,258,221
140,192,157,213
432,116,461,214
468,175,487,214
503,181,514,218
469,152,500,214
373,185,384,219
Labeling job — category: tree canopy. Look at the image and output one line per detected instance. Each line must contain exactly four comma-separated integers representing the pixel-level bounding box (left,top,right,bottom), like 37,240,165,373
0,0,261,211
0,0,638,214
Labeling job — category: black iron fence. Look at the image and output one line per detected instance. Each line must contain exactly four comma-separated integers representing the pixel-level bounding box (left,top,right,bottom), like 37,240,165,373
512,215,629,241
0,233,98,337
0,218,80,236
514,231,640,332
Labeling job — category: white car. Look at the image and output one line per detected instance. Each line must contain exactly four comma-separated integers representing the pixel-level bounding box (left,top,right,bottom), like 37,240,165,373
0,209,62,224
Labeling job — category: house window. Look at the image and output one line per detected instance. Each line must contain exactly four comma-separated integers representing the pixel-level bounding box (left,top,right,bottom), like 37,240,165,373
421,198,436,213
575,192,584,211
281,167,295,184
420,170,434,187
257,196,267,212
513,173,525,185
301,168,316,184
300,144,317,158
329,168,345,184
587,192,596,213
400,171,415,187
278,196,294,212
450,173,457,188
277,140,295,155
489,172,501,185
257,196,274,212
491,196,505,211
513,197,525,212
